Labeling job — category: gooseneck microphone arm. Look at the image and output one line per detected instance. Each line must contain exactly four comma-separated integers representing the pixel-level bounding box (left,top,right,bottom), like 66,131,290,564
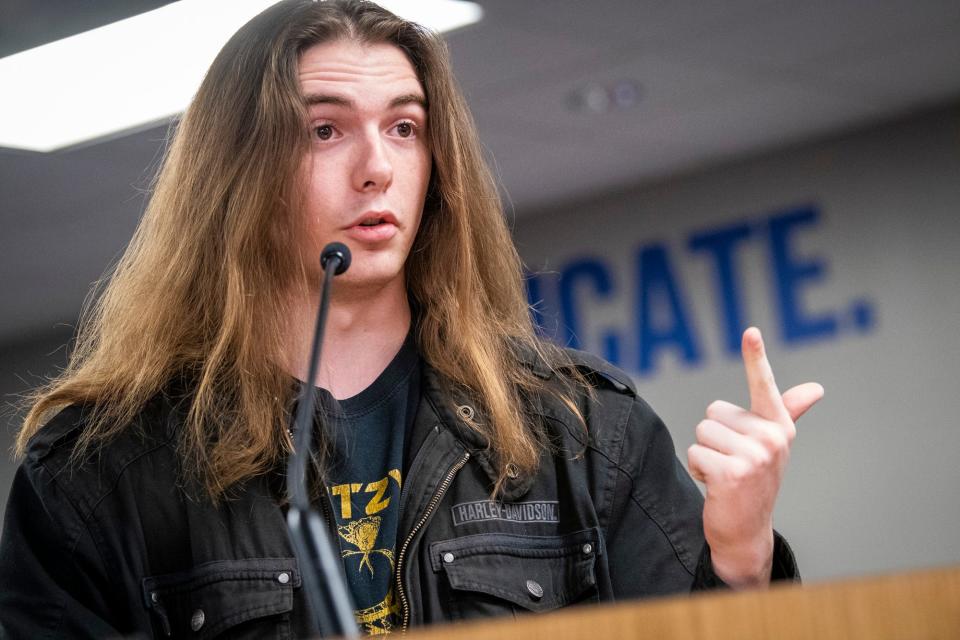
286,242,358,638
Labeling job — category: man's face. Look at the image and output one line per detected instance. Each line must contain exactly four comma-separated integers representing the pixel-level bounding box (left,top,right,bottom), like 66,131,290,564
296,39,431,293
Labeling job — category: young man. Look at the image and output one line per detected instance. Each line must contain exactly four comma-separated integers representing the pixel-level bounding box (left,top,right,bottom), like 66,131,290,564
0,1,822,637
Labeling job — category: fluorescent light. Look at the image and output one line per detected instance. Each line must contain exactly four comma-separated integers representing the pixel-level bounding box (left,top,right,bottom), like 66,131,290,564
388,1,483,33
0,0,483,153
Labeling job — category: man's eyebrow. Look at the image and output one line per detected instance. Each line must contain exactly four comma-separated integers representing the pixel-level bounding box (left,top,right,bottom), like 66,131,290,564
389,93,427,110
303,94,353,107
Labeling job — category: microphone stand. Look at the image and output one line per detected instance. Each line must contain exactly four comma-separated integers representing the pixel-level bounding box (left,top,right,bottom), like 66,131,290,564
286,243,359,638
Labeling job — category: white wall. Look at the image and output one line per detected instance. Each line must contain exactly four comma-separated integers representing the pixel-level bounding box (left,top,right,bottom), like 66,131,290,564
513,104,960,582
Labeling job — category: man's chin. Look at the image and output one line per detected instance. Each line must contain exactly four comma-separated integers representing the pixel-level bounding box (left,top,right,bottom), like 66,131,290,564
329,266,406,299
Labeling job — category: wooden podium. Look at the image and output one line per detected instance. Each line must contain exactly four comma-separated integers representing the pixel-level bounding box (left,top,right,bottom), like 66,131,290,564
404,565,960,639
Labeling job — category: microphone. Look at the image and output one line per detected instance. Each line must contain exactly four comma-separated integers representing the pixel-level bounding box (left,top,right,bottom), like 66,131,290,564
287,242,358,638
320,242,351,275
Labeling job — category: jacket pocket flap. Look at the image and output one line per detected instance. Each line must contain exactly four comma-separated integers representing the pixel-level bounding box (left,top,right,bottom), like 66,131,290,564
430,529,600,613
142,558,300,638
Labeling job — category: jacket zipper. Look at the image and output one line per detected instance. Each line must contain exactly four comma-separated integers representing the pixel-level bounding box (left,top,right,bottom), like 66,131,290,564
395,450,470,632
319,492,338,545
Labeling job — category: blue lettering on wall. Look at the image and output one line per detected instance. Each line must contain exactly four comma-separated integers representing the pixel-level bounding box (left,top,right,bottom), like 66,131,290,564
768,206,838,344
849,298,877,333
689,222,753,356
524,204,875,376
556,259,622,364
602,332,622,366
636,244,702,373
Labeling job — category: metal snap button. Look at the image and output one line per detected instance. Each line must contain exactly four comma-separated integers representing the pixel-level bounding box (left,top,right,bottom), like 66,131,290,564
456,405,475,421
277,571,290,584
442,552,455,564
505,463,519,479
190,609,205,631
526,579,543,600
582,543,593,555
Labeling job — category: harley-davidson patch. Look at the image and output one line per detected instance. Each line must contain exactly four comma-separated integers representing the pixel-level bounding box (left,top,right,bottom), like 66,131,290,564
451,500,559,526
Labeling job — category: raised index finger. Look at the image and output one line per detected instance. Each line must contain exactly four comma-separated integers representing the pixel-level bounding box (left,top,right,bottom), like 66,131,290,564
742,327,790,422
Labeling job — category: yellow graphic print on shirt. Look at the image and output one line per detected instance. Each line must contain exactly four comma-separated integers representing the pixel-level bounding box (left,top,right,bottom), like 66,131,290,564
330,469,402,634
353,588,400,636
338,516,395,575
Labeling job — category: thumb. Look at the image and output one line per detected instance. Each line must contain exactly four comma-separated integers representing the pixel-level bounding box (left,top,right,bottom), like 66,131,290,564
782,383,825,422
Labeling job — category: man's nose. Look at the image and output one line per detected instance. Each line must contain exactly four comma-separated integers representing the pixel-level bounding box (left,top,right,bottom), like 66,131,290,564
353,129,393,192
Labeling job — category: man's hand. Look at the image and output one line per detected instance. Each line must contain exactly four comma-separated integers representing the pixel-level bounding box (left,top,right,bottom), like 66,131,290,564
687,327,823,588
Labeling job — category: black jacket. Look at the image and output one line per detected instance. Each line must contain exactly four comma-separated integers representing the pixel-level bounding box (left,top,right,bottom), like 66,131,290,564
0,350,797,638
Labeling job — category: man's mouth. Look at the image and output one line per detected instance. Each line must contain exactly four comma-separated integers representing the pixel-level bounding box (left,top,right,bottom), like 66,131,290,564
344,211,400,243
348,211,398,229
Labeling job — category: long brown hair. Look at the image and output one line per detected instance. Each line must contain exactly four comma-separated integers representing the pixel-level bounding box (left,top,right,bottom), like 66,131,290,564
18,0,578,498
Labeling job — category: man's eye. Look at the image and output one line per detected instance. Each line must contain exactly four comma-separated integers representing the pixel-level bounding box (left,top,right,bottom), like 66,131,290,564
314,124,334,141
395,122,415,138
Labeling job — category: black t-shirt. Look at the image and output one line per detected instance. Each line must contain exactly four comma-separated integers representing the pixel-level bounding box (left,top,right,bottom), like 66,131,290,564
314,333,420,634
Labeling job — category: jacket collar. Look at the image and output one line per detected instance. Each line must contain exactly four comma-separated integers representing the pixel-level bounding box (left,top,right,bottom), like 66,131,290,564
419,362,537,501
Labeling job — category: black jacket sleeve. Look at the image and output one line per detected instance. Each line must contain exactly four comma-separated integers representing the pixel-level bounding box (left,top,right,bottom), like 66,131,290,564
602,394,799,598
0,463,121,639
692,531,800,590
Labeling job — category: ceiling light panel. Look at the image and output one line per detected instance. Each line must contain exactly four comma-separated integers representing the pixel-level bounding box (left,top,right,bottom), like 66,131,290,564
0,0,483,153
